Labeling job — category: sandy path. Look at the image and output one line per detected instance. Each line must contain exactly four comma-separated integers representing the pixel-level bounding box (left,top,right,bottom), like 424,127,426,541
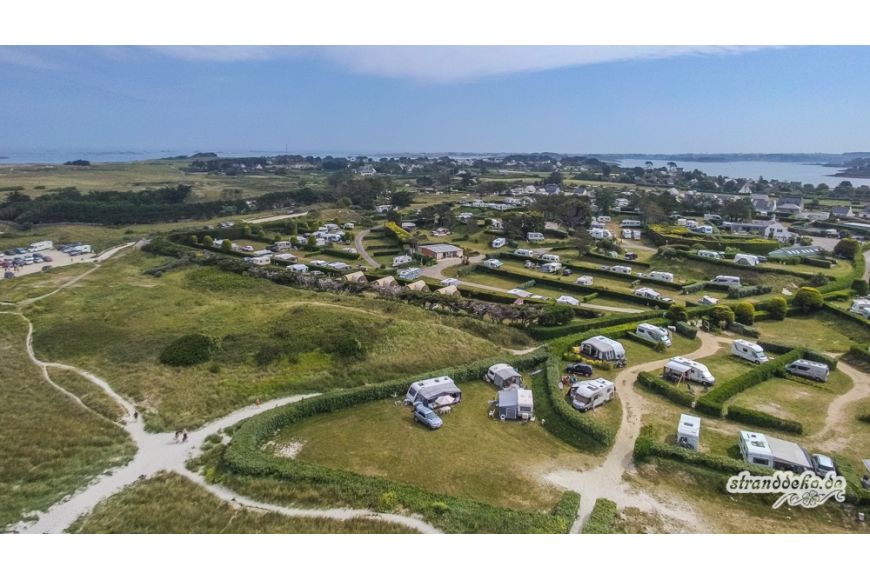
806,360,870,452
545,331,728,532
243,211,309,224
353,228,381,268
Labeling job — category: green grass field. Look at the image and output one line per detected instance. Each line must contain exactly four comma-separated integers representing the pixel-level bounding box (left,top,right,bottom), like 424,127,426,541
0,314,135,530
46,367,127,423
0,263,95,303
68,472,415,533
24,251,525,431
757,311,870,352
269,380,594,511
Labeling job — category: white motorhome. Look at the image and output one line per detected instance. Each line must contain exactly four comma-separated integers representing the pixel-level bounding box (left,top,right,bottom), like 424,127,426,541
698,295,719,306
589,228,613,240
575,275,594,286
597,216,611,223
392,255,413,267
527,232,545,242
610,265,632,275
634,287,671,302
784,359,830,382
731,340,769,364
648,271,674,283
734,253,760,266
693,225,714,234
27,240,53,252
570,378,616,412
698,250,725,260
482,258,503,269
620,219,641,227
685,219,698,228
622,228,636,239
541,253,561,263
711,275,741,286
850,299,870,318
539,262,562,274
664,357,715,386
514,248,535,258
491,237,507,249
636,323,672,348
676,218,687,226
556,295,580,306
739,431,814,473
677,414,701,450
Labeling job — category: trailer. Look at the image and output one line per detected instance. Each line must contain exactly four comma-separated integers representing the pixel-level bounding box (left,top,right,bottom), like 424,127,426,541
677,414,701,450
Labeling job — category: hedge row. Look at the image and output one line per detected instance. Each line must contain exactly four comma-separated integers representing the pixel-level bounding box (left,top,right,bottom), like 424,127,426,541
757,340,838,370
581,498,619,534
844,344,870,367
675,321,698,338
637,371,695,408
646,227,781,254
539,356,615,447
372,249,401,257
634,426,772,476
527,309,663,340
727,285,772,299
725,405,804,434
694,350,802,416
817,251,865,294
222,351,586,533
671,249,821,280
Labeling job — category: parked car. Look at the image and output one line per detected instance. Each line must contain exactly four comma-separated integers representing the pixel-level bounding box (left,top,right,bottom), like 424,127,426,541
565,362,594,376
413,403,443,430
441,278,461,286
624,252,638,260
784,359,829,382
812,454,837,478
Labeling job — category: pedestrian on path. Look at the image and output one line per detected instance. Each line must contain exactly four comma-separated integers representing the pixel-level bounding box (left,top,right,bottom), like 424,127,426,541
182,430,188,443
174,430,181,443
133,411,138,420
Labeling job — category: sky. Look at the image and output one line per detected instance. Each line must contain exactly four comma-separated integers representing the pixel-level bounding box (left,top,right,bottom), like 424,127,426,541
1,45,869,155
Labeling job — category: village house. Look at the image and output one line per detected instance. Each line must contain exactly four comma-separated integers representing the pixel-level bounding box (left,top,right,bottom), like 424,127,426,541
417,243,464,261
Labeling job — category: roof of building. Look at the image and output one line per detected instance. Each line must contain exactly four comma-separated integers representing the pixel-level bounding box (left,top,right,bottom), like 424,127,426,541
768,245,823,258
419,243,462,253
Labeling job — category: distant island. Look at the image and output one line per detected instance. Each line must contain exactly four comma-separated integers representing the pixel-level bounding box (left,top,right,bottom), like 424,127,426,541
597,152,870,164
831,157,870,178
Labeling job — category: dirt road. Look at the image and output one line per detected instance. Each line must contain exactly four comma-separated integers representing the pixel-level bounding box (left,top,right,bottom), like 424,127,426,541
354,228,381,268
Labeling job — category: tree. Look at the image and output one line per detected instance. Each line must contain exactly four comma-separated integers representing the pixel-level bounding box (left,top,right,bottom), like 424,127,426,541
766,296,788,320
538,303,575,326
834,238,859,260
242,224,253,238
306,234,317,248
734,301,755,325
221,239,233,252
665,304,689,322
202,235,214,247
390,190,415,208
721,198,754,221
545,170,564,185
794,286,824,313
595,189,617,214
638,198,667,225
188,234,199,245
709,305,735,326
852,278,869,296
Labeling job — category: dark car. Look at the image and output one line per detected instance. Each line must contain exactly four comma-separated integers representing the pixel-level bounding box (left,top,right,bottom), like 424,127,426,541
566,362,594,376
624,252,638,260
562,268,573,275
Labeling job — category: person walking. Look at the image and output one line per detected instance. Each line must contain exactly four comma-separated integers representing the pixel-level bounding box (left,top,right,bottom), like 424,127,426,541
182,430,188,443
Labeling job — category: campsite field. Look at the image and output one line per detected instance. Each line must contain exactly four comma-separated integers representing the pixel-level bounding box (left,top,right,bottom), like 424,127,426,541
67,472,415,534
0,314,135,530
756,311,870,353
23,251,528,431
268,380,596,512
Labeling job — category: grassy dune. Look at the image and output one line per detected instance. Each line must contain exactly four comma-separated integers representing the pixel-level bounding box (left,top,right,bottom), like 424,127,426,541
68,472,415,533
0,315,135,530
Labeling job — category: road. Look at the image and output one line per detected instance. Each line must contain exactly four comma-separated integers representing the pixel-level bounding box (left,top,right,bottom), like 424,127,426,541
354,228,380,268
546,331,727,533
243,211,309,224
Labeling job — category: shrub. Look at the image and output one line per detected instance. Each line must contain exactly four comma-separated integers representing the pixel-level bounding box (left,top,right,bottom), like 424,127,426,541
726,405,803,434
765,296,788,320
159,334,217,367
582,498,618,534
665,304,689,322
734,301,755,325
794,286,824,313
539,304,576,326
675,321,697,339
634,426,771,476
727,285,772,299
852,278,869,295
637,372,694,407
709,305,735,326
834,238,859,259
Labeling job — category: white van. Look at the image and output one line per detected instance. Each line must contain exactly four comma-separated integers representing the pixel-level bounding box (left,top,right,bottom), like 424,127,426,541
527,232,545,242
622,228,635,239
734,254,760,266
731,339,769,364
676,218,687,226
648,271,674,283
610,265,632,275
685,219,698,228
784,359,830,382
664,357,715,387
491,237,507,249
589,229,613,240
570,378,616,412
693,225,714,235
575,275,594,286
392,255,413,267
850,299,870,318
698,250,725,260
711,275,741,286
483,258,503,269
540,262,562,274
514,248,535,258
541,253,561,263
620,219,641,227
636,323,672,348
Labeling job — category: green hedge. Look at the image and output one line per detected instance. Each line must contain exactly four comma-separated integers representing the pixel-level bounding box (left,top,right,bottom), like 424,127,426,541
527,309,663,340
497,252,685,289
647,227,780,254
844,344,870,367
582,498,619,534
675,321,698,338
634,426,771,476
694,350,802,417
726,405,804,434
727,285,772,299
673,250,817,280
222,350,584,533
637,371,695,408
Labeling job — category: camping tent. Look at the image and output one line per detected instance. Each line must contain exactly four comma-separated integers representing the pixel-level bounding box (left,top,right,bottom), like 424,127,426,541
496,388,534,420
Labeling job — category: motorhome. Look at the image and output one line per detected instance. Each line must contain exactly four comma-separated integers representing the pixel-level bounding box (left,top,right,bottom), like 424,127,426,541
698,250,725,260
482,258,503,269
396,267,422,281
610,265,632,275
648,271,674,283
636,323,672,348
527,232,545,242
491,237,507,249
739,430,813,473
514,248,535,258
685,219,698,228
575,275,594,286
569,378,616,412
541,253,561,263
711,275,741,286
622,228,636,239
556,295,580,306
620,219,641,227
731,340,769,364
664,357,715,387
27,240,53,252
850,299,870,318
539,262,562,274
784,359,830,382
677,414,701,450
676,218,687,226
589,228,613,240
634,287,670,302
693,225,714,234
597,216,611,223
392,255,413,267
698,295,719,306
734,253,760,266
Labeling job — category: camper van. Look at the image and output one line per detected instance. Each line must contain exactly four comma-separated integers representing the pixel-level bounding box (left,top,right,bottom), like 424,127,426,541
610,265,632,275
711,275,741,286
739,431,813,473
541,253,561,263
514,248,535,258
482,258,503,269
784,359,830,382
648,271,674,283
621,228,635,239
620,219,641,228
693,225,714,235
731,340,769,364
527,232,545,242
677,414,701,450
569,378,616,412
664,357,715,387
734,254,760,266
634,287,671,302
636,323,672,348
850,299,870,318
698,250,725,260
575,275,594,286
539,262,562,274
589,229,613,240
578,336,626,366
392,255,413,267
491,237,507,249
676,218,687,226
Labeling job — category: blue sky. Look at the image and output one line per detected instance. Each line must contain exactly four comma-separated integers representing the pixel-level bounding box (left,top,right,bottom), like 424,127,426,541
1,45,869,155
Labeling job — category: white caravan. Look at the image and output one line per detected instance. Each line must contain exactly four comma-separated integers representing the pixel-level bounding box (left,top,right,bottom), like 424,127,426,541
734,254,760,266
636,323,672,348
491,237,507,249
648,271,674,283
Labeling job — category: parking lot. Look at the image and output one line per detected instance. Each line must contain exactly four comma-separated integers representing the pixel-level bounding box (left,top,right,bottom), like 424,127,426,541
2,248,96,280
